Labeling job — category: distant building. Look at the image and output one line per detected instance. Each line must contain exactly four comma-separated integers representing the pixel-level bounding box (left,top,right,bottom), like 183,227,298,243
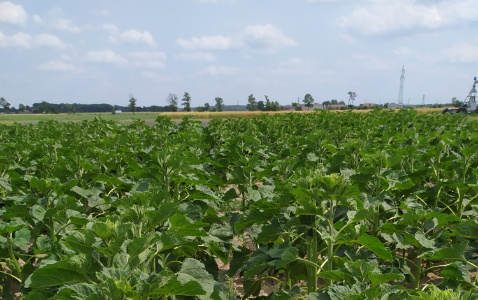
328,104,346,110
281,105,295,111
360,103,376,108
387,103,400,109
115,110,122,114
300,103,322,110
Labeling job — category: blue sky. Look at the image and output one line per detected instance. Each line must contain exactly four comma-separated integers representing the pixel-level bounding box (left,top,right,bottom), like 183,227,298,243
1,0,478,108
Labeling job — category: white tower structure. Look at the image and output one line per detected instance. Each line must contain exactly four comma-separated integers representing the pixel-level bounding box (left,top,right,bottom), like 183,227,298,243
466,77,478,111
398,66,405,108
422,95,425,106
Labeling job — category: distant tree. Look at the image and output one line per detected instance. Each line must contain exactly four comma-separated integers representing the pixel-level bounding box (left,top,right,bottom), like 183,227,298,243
303,94,314,109
330,99,338,105
129,96,137,114
451,97,463,107
182,92,191,112
246,94,257,111
166,93,178,112
322,100,331,109
215,97,224,112
204,102,210,112
272,101,281,111
0,97,11,113
41,101,48,113
292,102,302,111
19,103,25,113
338,100,345,105
257,100,265,111
347,91,357,106
384,103,389,108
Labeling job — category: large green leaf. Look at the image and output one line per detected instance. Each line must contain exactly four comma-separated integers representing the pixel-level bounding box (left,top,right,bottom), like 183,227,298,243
25,256,92,288
356,235,393,262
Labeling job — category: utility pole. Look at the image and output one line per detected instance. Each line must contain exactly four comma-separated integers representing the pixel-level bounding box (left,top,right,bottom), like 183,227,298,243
398,65,405,108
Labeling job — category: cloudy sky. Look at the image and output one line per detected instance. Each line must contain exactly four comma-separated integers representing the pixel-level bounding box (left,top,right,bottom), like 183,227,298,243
1,0,478,108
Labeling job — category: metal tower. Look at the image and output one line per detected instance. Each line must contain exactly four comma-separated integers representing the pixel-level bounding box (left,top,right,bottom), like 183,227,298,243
398,65,405,107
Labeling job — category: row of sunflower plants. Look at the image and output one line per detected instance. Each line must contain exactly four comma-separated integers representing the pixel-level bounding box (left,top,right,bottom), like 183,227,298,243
0,110,477,299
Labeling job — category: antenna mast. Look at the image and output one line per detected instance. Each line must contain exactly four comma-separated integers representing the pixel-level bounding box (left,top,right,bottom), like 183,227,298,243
398,65,405,108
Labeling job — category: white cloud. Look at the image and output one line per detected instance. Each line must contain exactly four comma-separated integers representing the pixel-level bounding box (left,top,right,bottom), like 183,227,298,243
340,0,478,37
0,31,66,49
33,15,43,24
119,30,155,47
443,43,478,63
178,24,296,53
129,51,167,68
201,65,237,76
34,8,81,33
85,50,127,64
241,24,297,51
0,1,27,25
38,60,75,72
53,18,81,33
101,23,118,33
271,58,313,75
177,35,233,50
34,34,67,49
175,52,215,61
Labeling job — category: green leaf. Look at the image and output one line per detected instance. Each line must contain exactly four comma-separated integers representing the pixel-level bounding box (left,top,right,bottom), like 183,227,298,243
31,204,47,221
63,230,96,255
13,227,31,251
71,186,102,199
30,177,50,195
427,241,468,260
454,220,478,239
356,235,393,262
127,232,158,260
169,215,207,236
25,256,92,288
414,232,436,249
441,263,471,283
4,205,30,220
369,273,404,287
150,274,206,296
178,258,215,299
318,271,346,281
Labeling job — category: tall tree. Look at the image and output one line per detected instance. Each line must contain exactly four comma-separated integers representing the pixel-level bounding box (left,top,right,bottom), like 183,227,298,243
246,94,257,111
264,95,273,111
303,94,314,110
166,93,178,112
347,91,357,106
129,96,137,114
182,92,191,112
41,101,48,113
257,100,265,111
19,103,25,112
215,97,224,112
204,102,210,112
322,100,331,109
0,97,11,113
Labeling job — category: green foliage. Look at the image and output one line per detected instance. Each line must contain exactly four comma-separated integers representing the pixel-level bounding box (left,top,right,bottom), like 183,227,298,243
129,97,137,114
1,110,478,298
182,92,192,112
